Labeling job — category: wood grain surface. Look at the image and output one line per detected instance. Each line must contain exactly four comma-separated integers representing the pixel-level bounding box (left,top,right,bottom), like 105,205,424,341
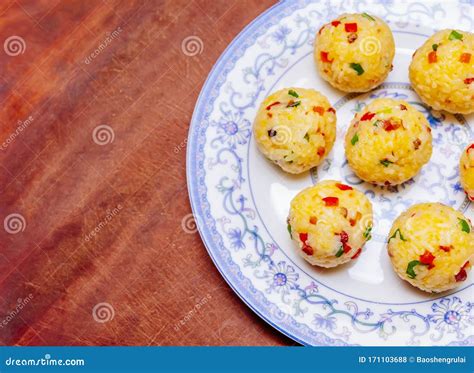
0,0,295,346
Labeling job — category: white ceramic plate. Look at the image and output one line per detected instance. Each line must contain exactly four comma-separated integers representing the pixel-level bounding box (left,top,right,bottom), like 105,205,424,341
187,0,473,346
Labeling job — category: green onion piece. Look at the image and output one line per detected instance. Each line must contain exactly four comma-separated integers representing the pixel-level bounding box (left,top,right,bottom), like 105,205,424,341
373,120,383,127
335,246,344,257
432,43,438,51
459,218,471,233
363,226,372,240
449,30,463,40
287,100,301,108
304,133,310,141
406,260,420,279
351,133,359,145
388,228,407,243
287,223,292,237
380,159,393,167
361,12,375,21
288,89,299,98
350,63,364,75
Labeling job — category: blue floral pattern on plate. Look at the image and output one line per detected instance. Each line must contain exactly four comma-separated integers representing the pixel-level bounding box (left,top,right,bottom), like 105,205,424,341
187,0,473,345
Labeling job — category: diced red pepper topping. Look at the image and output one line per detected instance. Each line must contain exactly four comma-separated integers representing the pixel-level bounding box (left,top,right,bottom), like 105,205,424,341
339,231,349,244
317,146,325,157
266,101,280,110
327,107,336,114
460,53,471,63
349,212,362,227
343,243,352,253
467,144,474,152
299,233,308,243
322,197,339,206
382,119,402,131
320,51,333,63
347,32,358,43
439,245,453,252
309,216,318,225
419,250,435,266
344,23,357,32
428,51,437,63
400,104,407,111
336,183,353,191
331,20,341,27
313,106,325,115
351,248,362,260
302,244,314,256
360,112,376,121
455,261,469,282
464,77,474,84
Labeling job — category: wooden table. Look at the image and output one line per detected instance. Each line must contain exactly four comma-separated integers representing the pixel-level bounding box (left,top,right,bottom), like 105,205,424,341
0,0,296,345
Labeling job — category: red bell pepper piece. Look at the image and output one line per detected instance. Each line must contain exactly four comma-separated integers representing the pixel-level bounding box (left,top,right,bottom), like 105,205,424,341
344,23,357,32
322,197,339,206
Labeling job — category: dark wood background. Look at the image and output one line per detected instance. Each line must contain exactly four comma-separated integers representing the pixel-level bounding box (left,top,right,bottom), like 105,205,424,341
0,0,295,345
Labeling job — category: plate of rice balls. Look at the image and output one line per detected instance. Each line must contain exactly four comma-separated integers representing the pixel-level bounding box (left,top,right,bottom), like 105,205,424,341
186,0,473,346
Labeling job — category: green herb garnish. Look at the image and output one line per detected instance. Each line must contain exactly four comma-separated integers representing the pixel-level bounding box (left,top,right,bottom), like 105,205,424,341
361,12,375,21
363,226,372,241
350,62,364,75
406,260,420,279
335,246,344,257
287,223,292,237
287,100,301,108
432,43,438,51
388,228,407,243
459,218,471,233
380,159,393,167
288,89,299,98
373,120,383,127
304,133,310,141
351,133,359,145
449,30,463,40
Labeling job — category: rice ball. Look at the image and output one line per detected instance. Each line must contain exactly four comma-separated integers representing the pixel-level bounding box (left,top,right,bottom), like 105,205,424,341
253,88,337,174
345,98,433,186
388,203,473,293
409,29,474,114
288,180,373,268
460,143,474,201
314,13,395,92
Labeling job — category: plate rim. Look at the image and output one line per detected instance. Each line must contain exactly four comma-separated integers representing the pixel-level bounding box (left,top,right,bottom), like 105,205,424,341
186,0,472,346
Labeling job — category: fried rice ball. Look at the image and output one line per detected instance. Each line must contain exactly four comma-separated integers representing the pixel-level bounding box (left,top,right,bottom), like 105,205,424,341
288,180,373,268
253,88,337,174
314,12,395,92
388,203,473,293
345,98,432,186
